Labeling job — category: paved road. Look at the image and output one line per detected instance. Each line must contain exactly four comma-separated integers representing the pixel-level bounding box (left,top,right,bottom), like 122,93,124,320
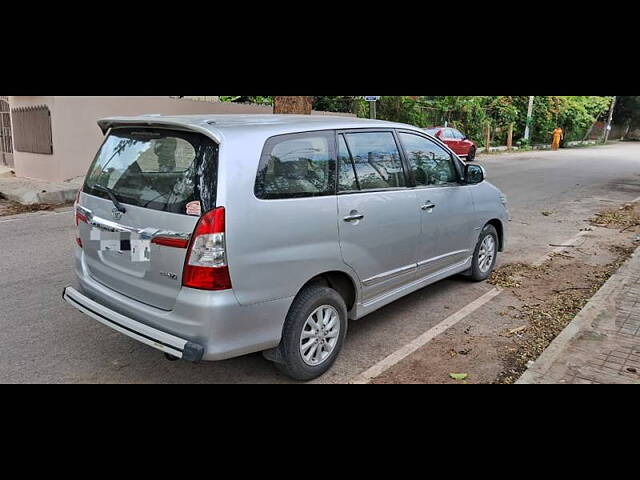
2,142,640,383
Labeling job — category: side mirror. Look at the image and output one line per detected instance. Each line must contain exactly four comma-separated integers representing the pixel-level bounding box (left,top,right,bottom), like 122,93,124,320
465,164,485,184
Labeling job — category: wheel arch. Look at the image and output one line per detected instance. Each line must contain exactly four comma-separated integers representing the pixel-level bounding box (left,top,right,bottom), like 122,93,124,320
486,218,504,251
298,270,359,317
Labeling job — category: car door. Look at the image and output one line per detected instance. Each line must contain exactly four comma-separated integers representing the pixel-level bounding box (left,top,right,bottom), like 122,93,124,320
438,128,454,153
78,127,216,311
397,130,476,277
453,129,472,156
336,130,420,303
450,129,464,155
447,128,464,155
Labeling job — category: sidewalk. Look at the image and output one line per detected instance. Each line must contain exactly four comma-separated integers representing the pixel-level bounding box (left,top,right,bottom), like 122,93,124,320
477,140,601,156
0,171,81,205
518,247,640,384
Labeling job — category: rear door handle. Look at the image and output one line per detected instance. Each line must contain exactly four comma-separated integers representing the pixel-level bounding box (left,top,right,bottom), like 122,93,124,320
421,202,436,211
343,214,364,222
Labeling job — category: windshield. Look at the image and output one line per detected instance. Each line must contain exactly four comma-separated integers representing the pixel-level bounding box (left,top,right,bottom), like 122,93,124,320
83,127,218,214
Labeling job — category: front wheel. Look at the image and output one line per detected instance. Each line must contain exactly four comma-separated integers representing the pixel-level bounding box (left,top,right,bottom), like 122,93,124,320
469,224,498,281
466,146,476,162
273,285,348,381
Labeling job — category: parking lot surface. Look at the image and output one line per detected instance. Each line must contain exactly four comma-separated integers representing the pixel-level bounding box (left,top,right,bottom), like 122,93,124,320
2,142,639,383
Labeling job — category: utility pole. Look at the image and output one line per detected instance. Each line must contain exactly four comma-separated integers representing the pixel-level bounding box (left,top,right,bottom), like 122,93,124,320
602,96,617,144
523,96,535,141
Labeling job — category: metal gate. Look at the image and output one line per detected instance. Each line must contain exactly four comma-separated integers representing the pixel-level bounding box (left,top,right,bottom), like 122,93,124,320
0,97,13,168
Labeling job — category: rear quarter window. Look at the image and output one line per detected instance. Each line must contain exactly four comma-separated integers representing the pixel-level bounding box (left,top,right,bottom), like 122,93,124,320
83,127,218,214
254,131,337,199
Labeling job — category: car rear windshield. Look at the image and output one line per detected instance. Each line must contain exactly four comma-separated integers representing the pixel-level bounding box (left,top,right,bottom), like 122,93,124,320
83,127,218,214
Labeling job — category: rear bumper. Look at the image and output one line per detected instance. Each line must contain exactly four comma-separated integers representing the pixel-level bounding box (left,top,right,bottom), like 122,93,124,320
63,286,204,361
67,247,294,361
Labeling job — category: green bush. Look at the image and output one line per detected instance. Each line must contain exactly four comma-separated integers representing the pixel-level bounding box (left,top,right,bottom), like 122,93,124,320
217,96,612,147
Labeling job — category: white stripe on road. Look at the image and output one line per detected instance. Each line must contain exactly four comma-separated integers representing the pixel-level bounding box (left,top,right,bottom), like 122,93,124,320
533,230,591,266
349,227,603,384
349,287,503,384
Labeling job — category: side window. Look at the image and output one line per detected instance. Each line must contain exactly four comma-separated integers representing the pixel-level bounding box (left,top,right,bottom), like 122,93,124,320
454,129,465,139
398,132,459,186
338,134,358,191
255,131,336,199
343,132,405,190
445,129,457,139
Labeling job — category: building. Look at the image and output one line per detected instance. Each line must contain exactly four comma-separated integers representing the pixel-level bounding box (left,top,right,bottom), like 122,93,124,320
0,96,12,168
1,96,352,182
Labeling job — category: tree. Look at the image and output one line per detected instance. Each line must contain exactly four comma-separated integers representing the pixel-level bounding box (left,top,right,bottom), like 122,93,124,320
219,96,273,105
312,96,357,113
613,96,640,133
273,96,313,114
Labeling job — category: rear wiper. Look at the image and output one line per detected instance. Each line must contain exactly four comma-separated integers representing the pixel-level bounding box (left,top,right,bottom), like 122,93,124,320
92,184,127,214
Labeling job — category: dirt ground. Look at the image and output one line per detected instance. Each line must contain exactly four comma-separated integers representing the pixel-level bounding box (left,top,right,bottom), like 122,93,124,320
0,196,72,217
372,202,640,384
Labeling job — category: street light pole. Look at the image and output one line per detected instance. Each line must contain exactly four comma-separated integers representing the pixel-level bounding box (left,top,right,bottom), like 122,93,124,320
523,96,535,141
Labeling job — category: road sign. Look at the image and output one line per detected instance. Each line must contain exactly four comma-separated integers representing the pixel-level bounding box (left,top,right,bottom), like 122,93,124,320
364,96,380,102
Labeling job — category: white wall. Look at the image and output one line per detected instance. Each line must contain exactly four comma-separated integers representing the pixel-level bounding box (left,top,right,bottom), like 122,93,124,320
9,96,354,182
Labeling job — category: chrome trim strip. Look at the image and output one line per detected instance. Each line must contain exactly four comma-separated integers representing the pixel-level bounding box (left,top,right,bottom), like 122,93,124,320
417,249,470,267
362,256,473,308
362,263,416,287
79,206,191,240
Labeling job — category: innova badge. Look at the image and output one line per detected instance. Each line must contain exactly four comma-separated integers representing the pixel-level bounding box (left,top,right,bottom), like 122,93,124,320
111,207,123,221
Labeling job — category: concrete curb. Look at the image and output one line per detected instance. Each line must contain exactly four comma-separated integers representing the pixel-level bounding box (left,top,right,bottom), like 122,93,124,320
0,177,81,205
0,166,15,179
477,140,603,157
516,247,639,384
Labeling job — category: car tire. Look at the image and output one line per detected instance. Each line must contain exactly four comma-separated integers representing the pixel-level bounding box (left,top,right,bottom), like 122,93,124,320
467,147,476,162
273,285,348,381
469,224,498,281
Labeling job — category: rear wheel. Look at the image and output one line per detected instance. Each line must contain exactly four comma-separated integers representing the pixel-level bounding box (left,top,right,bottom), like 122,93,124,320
273,285,347,381
469,224,498,281
467,146,476,162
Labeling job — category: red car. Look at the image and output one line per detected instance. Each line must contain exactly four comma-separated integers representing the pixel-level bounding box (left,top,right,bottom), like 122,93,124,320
424,127,477,161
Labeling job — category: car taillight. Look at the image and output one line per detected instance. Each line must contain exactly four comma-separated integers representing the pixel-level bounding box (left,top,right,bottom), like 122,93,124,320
73,187,87,227
182,207,232,291
74,187,85,247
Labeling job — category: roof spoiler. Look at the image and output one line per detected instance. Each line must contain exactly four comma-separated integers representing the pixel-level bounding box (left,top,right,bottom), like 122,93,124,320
96,117,220,144
97,116,168,135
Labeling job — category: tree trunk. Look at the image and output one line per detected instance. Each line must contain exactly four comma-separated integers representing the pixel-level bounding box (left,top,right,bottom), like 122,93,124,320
273,96,313,114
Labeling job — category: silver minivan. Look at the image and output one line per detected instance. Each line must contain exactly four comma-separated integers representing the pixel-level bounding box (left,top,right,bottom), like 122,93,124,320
63,114,508,380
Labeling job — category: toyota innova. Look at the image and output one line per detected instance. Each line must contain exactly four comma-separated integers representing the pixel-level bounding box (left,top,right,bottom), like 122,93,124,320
62,114,508,380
